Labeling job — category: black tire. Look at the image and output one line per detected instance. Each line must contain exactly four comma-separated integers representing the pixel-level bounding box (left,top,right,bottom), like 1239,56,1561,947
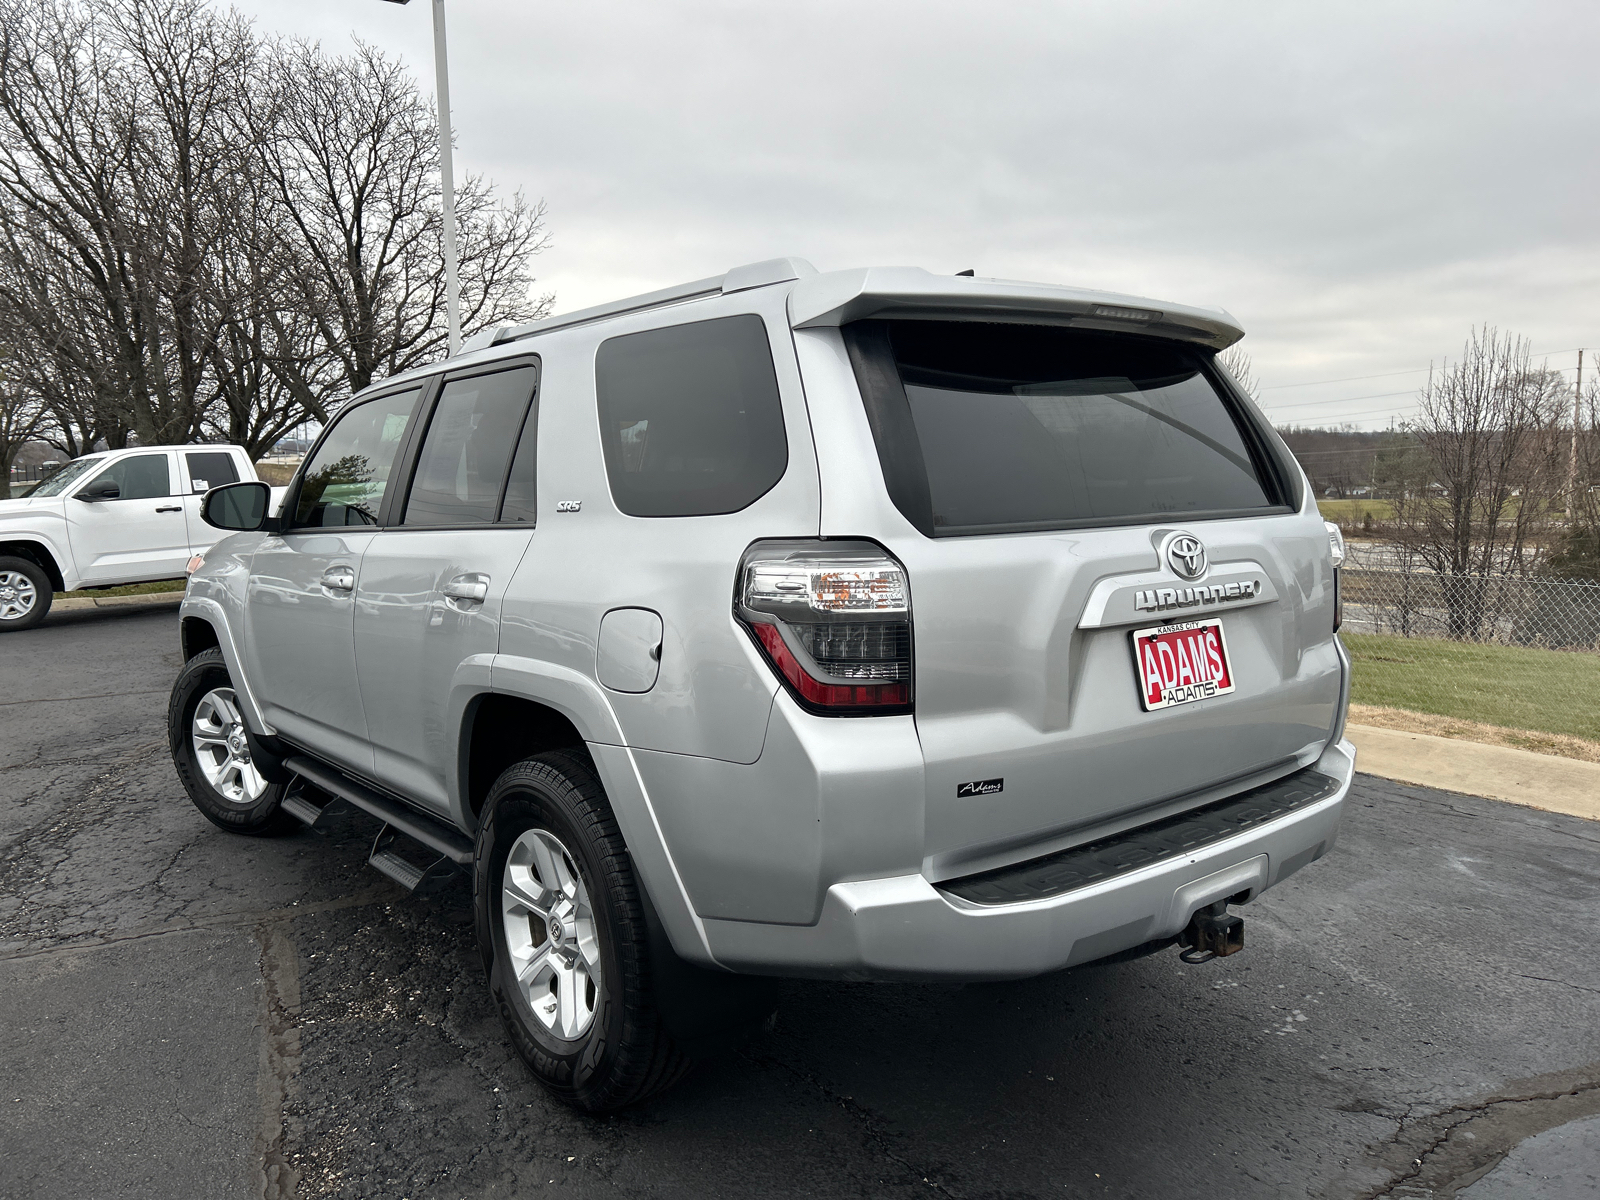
0,555,53,632
168,648,296,836
475,751,691,1112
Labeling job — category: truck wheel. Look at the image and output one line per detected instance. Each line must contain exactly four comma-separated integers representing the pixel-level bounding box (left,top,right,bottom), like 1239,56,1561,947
475,751,691,1112
0,555,52,632
168,648,295,836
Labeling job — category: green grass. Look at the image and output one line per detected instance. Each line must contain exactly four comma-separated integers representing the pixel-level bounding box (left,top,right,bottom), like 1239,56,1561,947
1318,499,1397,526
1344,632,1600,742
55,578,185,599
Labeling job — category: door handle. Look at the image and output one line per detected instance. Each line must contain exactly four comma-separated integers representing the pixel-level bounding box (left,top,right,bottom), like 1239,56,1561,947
155,505,182,513
443,574,490,603
320,567,355,592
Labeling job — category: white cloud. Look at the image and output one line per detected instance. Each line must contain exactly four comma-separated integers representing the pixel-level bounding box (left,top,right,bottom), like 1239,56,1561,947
231,0,1600,426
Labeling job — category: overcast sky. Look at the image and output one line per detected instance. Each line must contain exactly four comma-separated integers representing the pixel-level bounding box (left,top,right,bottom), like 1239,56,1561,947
230,0,1598,429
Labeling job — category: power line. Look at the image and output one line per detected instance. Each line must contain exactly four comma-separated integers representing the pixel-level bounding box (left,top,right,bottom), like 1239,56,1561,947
1260,389,1417,412
1258,346,1587,393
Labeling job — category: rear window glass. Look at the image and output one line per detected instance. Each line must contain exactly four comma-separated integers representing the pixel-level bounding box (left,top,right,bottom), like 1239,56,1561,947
851,320,1277,535
595,314,788,517
403,365,536,526
185,451,239,493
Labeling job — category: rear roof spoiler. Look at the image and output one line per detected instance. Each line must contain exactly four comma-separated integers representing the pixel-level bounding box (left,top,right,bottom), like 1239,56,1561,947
787,267,1244,350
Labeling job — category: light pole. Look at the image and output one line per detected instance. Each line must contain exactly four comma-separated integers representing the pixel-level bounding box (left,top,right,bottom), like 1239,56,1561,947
379,0,461,356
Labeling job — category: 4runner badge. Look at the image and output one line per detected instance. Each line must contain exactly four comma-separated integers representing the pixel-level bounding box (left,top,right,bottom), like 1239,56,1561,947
555,500,582,513
957,778,1004,797
1135,578,1264,612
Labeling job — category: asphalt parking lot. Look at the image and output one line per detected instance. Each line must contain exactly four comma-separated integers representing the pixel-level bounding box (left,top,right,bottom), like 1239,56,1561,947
2,606,1598,1199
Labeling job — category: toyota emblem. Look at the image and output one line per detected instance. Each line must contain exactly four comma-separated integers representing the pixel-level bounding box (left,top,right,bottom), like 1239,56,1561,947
1166,534,1207,580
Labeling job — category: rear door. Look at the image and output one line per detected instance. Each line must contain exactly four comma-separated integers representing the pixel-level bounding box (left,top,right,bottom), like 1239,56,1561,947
352,360,539,815
242,387,423,775
178,449,243,556
820,319,1342,877
65,451,190,583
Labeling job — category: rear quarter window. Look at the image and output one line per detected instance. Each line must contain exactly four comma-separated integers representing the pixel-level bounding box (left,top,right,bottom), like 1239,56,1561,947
845,319,1287,536
594,314,788,517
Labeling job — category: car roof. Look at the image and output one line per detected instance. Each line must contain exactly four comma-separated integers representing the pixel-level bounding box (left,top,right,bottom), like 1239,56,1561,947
357,257,1246,401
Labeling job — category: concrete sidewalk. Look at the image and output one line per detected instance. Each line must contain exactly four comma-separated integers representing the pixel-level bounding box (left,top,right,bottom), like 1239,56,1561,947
1349,723,1600,822
51,591,182,613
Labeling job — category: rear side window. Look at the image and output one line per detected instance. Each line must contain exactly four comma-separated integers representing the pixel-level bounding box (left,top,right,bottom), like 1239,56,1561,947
595,314,788,517
185,451,239,493
403,365,536,526
845,320,1281,536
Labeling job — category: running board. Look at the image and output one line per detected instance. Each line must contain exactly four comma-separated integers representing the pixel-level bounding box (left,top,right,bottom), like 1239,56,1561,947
283,755,474,866
279,779,338,826
369,825,458,894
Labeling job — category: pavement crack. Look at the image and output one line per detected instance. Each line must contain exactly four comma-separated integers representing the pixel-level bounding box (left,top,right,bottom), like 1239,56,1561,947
255,921,304,1200
1512,972,1600,996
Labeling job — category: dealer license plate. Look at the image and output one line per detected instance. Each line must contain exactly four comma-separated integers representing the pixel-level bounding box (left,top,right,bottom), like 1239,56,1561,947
1131,617,1236,712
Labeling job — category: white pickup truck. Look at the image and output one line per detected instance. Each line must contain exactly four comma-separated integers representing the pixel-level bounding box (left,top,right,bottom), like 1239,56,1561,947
0,444,283,632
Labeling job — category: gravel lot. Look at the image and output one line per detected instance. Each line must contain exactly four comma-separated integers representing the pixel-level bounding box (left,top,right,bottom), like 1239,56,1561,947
2,606,1597,1199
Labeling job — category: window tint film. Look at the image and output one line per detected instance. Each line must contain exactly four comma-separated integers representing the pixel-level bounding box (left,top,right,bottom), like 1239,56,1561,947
294,389,419,527
499,384,539,525
89,454,171,501
595,314,788,517
403,366,536,526
866,321,1274,533
185,451,240,493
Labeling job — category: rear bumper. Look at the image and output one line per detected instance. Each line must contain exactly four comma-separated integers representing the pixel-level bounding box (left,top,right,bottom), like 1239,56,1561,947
702,737,1354,980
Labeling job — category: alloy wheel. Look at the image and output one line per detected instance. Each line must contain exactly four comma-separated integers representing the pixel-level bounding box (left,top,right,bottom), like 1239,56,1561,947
191,687,269,804
501,828,602,1039
0,570,38,621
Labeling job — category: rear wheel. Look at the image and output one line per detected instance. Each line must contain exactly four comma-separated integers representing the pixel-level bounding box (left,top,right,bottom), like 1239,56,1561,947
0,555,52,632
168,648,295,835
475,751,691,1111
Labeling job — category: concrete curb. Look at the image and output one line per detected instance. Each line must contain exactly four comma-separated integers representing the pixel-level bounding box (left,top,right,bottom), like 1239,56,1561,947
1348,723,1600,822
52,591,183,613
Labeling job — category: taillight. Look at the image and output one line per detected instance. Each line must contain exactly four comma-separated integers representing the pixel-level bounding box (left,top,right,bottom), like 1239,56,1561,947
736,540,913,715
1325,521,1346,632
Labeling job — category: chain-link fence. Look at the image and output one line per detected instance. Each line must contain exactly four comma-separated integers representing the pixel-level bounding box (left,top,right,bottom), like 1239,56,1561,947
1341,568,1600,650
1339,567,1600,748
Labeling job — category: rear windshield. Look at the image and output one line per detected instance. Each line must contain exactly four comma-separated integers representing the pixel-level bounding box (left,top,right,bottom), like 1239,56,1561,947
846,320,1281,535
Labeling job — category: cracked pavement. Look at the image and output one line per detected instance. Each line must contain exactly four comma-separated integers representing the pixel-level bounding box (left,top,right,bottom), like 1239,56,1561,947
2,606,1598,1198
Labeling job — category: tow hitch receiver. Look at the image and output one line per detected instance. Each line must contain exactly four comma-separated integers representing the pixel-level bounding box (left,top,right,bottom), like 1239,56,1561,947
1179,901,1244,964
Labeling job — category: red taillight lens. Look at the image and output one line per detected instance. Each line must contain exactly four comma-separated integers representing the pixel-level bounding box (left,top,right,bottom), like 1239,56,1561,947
750,621,912,710
736,540,913,716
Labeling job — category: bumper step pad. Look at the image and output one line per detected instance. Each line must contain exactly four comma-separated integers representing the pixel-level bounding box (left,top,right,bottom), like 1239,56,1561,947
939,766,1342,907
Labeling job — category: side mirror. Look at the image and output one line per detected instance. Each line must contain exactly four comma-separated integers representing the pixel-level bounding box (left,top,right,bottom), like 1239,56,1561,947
202,480,272,532
75,480,120,502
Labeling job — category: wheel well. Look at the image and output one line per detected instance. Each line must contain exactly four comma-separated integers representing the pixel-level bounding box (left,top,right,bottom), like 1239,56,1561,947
463,694,588,822
181,617,220,661
0,541,64,593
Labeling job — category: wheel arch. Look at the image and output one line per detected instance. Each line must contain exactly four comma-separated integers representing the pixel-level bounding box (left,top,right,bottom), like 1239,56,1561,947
0,539,65,593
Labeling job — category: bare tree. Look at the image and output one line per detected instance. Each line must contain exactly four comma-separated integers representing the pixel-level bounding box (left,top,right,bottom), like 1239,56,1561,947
255,38,551,398
1217,344,1258,401
1389,327,1570,634
0,352,47,497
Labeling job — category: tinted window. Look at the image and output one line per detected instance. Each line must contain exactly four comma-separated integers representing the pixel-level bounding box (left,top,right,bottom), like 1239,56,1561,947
185,451,240,493
88,453,171,501
857,321,1275,534
595,315,788,517
499,386,539,525
294,389,419,527
29,456,105,497
404,366,536,526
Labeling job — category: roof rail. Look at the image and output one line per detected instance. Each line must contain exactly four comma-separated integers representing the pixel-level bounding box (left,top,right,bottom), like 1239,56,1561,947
460,256,816,354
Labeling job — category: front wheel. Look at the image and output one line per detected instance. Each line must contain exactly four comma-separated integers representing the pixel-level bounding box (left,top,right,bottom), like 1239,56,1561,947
475,751,691,1111
168,648,295,836
0,555,52,632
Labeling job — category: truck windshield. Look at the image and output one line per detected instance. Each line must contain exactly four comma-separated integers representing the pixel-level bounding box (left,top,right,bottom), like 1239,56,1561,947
845,320,1281,535
26,456,106,498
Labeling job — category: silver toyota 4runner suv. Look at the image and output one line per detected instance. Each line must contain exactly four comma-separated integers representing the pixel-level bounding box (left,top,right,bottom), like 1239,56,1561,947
169,258,1354,1111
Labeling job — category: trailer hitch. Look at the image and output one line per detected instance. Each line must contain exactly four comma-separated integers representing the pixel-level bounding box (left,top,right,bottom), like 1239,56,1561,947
1179,900,1244,964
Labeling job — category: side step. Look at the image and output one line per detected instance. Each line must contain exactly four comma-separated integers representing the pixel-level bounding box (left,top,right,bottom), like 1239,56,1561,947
279,779,339,827
368,825,459,894
283,755,474,866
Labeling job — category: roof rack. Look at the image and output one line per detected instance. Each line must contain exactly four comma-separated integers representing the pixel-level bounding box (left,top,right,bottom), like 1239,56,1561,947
460,256,817,355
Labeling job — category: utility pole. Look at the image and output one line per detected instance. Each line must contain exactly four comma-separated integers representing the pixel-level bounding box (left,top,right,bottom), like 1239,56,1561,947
1569,349,1584,519
379,0,462,356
